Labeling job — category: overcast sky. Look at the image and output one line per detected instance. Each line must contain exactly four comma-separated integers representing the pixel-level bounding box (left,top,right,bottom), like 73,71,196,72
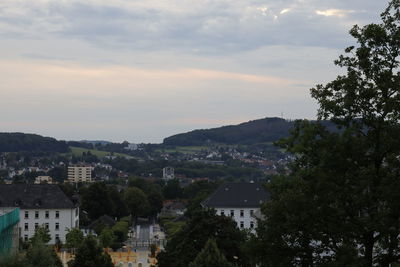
0,0,389,143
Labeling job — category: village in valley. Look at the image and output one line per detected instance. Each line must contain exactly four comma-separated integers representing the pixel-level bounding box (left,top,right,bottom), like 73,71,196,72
1,0,399,266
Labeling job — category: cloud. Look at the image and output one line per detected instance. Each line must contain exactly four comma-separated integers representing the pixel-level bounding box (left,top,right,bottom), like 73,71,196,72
0,0,390,142
0,59,316,142
0,0,388,54
316,9,354,17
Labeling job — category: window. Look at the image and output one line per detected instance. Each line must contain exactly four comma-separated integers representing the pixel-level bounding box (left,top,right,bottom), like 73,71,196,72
35,211,39,219
240,210,244,217
75,208,78,217
24,211,29,219
45,211,49,219
55,223,59,231
250,221,255,229
240,221,244,228
24,235,28,242
35,223,39,230
55,211,59,219
230,210,234,217
55,234,59,240
45,223,49,229
250,210,254,216
220,210,225,216
24,223,28,231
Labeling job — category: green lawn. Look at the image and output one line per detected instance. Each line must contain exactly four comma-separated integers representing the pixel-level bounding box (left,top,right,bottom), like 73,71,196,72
69,146,133,158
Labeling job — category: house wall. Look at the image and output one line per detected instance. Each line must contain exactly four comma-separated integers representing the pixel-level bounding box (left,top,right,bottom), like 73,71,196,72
215,207,258,231
18,207,79,244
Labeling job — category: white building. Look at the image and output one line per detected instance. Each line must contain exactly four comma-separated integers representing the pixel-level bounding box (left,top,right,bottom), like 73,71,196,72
68,164,92,183
162,167,174,180
202,182,269,231
34,175,54,184
0,184,79,244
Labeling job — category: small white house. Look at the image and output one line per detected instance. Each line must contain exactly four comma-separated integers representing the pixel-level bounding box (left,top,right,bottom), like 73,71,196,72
202,182,269,232
0,184,79,244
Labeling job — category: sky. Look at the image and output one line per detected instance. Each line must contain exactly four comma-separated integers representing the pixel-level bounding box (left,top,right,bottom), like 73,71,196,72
0,0,389,143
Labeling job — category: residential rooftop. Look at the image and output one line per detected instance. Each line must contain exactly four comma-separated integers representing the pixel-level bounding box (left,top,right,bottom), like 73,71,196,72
202,182,270,208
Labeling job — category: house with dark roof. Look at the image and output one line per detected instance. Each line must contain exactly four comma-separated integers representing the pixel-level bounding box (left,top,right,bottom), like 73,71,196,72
81,215,116,236
0,184,79,244
202,182,269,231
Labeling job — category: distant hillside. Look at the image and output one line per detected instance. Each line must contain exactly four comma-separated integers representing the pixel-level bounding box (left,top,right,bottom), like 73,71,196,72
0,133,69,153
163,117,296,146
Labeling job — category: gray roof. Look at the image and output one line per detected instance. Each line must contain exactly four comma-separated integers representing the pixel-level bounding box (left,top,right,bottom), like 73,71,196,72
87,215,116,229
202,182,270,208
0,184,76,209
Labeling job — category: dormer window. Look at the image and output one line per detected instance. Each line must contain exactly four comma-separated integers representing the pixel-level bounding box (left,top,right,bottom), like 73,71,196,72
34,199,42,207
14,199,22,206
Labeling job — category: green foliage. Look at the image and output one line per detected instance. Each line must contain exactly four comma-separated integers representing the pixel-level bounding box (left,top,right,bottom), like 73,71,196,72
99,227,115,248
80,182,128,220
0,252,27,267
80,182,114,220
0,133,69,153
25,241,63,267
69,146,130,159
68,235,113,267
65,228,84,252
157,209,250,267
163,117,294,145
163,221,185,239
189,239,236,267
111,221,129,243
162,179,183,199
30,225,51,245
256,1,400,266
123,186,149,218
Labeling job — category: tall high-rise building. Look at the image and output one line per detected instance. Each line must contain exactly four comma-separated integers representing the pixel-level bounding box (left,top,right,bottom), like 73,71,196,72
68,164,92,183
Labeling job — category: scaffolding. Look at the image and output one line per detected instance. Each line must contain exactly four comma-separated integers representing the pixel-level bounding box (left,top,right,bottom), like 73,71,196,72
0,208,20,256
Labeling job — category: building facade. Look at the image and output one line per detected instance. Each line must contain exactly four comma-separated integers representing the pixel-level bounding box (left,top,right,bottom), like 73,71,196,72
68,164,92,183
34,175,54,184
162,167,174,180
202,182,269,231
0,184,79,244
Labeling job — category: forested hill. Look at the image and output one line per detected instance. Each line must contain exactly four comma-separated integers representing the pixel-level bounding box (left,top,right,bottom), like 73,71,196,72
0,133,69,152
163,117,296,146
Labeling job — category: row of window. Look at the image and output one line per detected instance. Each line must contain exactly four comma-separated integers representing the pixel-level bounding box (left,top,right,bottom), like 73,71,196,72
24,234,59,242
220,209,254,217
239,221,255,229
24,210,59,219
24,222,60,231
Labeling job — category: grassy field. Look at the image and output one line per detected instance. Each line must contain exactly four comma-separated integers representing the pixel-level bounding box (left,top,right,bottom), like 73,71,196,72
69,146,133,158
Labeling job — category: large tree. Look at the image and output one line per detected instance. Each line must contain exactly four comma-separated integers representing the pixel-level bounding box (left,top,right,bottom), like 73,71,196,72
124,186,149,220
157,209,250,267
255,1,400,266
65,228,84,254
68,235,113,267
80,182,115,220
189,239,236,267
